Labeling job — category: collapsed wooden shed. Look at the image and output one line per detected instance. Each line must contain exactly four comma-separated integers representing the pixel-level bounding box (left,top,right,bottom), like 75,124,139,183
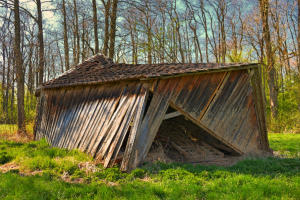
35,54,271,171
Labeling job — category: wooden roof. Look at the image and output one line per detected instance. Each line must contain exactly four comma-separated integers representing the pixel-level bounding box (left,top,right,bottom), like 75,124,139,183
42,54,258,89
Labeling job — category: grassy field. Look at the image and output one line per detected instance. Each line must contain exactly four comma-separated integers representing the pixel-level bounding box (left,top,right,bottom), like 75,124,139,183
0,125,299,200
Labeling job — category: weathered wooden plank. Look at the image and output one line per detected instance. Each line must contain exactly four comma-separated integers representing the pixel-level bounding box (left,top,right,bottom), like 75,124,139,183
164,111,181,120
41,91,56,141
47,89,67,144
180,74,223,115
34,93,46,140
73,87,102,149
60,87,92,148
168,73,225,120
200,70,261,153
42,92,53,139
91,89,131,157
81,85,124,153
86,92,120,155
103,93,140,167
120,87,148,171
106,86,148,167
197,72,230,120
52,89,80,146
63,87,95,149
87,87,124,156
79,92,109,152
131,79,178,168
36,92,50,140
172,75,198,107
96,88,137,161
69,87,97,149
56,88,88,148
77,87,107,151
250,67,270,151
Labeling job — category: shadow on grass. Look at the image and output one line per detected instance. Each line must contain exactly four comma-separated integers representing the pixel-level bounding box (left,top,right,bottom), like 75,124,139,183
0,141,24,148
141,157,300,178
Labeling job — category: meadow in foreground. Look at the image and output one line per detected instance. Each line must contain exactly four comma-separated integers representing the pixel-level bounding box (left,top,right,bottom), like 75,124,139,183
0,125,299,200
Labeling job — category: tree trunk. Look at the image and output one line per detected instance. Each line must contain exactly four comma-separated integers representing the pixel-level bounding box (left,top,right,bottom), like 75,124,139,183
108,0,118,59
200,0,209,62
147,24,152,64
73,0,80,63
219,1,226,63
81,16,86,61
14,0,26,134
129,22,136,64
37,0,44,85
5,50,11,118
2,44,6,113
102,0,111,56
56,39,64,73
11,72,14,124
92,0,99,53
259,0,278,119
297,0,300,111
28,42,34,94
62,0,70,70
175,11,185,63
298,0,300,74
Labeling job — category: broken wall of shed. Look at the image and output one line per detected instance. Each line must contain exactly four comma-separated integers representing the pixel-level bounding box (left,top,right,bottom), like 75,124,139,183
126,69,270,171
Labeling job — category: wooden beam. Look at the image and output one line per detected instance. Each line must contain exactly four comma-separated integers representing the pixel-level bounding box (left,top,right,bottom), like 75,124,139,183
164,111,181,120
120,87,148,171
197,72,230,120
169,101,243,155
130,79,178,169
250,67,270,151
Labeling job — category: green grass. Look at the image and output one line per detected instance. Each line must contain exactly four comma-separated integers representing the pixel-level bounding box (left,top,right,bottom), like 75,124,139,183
269,133,300,157
0,128,299,199
0,157,299,200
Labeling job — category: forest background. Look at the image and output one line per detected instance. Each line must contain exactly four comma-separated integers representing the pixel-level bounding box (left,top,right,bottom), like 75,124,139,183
0,0,299,134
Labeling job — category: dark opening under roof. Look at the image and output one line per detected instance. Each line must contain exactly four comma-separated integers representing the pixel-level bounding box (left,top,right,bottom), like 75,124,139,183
42,54,258,89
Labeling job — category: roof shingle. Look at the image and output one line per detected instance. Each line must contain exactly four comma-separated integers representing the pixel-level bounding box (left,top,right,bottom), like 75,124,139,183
42,54,257,89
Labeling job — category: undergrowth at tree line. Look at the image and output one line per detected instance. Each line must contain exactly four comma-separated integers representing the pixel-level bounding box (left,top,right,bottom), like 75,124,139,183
0,72,299,133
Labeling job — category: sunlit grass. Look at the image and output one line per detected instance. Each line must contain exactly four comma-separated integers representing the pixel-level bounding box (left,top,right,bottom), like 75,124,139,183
269,133,300,158
0,128,299,199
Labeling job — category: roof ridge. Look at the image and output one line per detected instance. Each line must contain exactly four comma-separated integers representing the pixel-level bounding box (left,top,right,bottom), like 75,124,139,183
75,53,114,68
42,53,114,87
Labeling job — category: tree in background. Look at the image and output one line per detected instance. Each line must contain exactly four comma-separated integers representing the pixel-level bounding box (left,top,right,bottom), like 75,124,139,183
62,0,69,70
36,0,44,85
13,0,26,135
0,0,299,133
259,0,278,119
